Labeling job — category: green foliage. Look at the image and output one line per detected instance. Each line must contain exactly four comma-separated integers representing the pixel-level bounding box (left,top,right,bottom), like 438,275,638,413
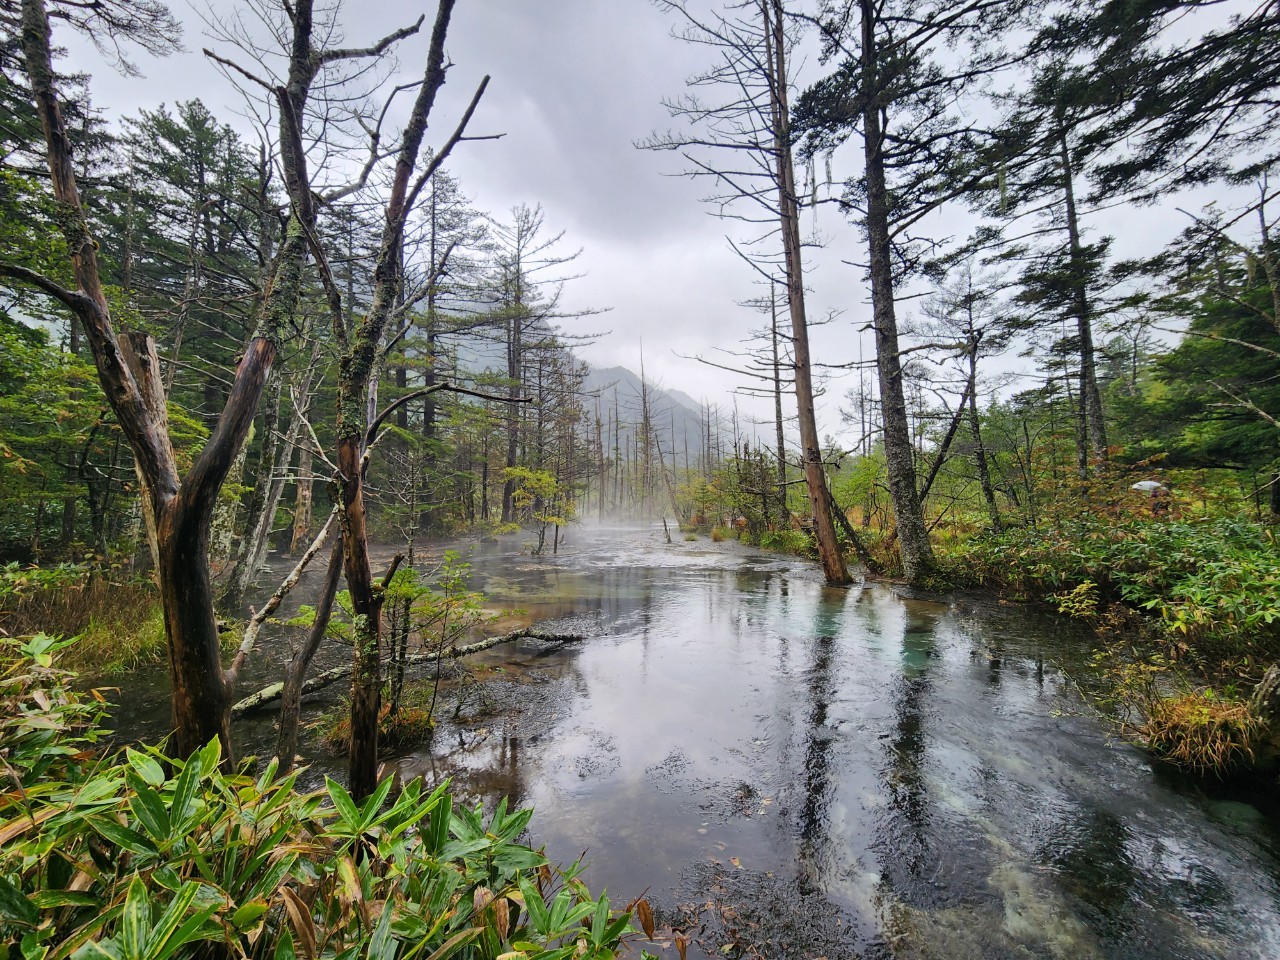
953,515,1280,659
757,530,816,557
502,468,574,555
0,563,86,607
1124,245,1280,477
1051,580,1099,620
0,325,102,548
0,637,643,960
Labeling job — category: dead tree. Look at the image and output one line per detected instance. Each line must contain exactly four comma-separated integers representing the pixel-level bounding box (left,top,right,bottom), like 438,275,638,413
272,0,498,799
4,0,267,761
644,0,851,585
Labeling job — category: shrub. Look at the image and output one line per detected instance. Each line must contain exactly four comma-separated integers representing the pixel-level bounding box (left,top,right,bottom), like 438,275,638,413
758,530,815,557
949,515,1280,660
0,636,648,960
1142,689,1264,773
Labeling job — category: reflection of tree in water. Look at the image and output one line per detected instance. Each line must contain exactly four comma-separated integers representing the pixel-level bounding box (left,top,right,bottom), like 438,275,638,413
796,632,836,896
1044,806,1143,942
792,587,863,893
875,607,941,906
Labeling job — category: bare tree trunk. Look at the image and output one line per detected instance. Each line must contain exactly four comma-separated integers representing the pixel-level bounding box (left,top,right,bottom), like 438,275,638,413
858,0,933,582
764,0,849,586
276,537,342,773
289,441,315,554
338,435,385,798
1059,130,1108,468
330,0,480,799
220,370,283,610
967,353,1002,532
209,444,247,574
502,310,522,523
771,284,790,528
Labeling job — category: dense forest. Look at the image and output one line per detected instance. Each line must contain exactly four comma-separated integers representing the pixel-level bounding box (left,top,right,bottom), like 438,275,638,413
2,0,1280,958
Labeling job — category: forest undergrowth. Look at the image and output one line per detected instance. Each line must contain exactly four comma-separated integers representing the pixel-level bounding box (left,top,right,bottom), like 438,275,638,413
0,634,653,960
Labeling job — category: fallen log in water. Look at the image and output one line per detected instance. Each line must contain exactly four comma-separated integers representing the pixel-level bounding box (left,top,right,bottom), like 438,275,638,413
231,627,584,717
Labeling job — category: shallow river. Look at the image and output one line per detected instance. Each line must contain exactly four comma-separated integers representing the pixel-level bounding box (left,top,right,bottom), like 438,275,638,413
115,523,1280,958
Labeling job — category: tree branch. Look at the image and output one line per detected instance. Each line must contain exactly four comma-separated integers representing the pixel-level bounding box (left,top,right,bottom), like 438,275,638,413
318,14,425,64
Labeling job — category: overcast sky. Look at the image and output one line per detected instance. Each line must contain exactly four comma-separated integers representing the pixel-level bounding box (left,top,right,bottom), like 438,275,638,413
60,0,1248,450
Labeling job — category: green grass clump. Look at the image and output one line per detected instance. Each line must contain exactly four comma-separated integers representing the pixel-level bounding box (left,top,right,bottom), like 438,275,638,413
758,529,816,557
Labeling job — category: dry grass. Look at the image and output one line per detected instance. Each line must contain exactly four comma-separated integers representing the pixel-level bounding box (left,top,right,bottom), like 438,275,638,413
322,702,436,754
1141,690,1264,774
1,577,166,673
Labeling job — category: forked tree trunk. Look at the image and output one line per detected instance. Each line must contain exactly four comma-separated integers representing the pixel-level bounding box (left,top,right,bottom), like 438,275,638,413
327,0,485,799
11,0,285,763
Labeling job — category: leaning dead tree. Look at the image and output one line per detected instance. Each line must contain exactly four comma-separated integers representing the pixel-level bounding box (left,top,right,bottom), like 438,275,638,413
644,0,851,585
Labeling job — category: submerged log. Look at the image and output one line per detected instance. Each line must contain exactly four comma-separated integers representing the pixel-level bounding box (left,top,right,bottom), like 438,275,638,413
231,627,584,717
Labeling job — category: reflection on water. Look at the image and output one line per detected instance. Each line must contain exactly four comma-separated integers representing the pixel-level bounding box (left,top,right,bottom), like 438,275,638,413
112,523,1280,958
412,524,1280,959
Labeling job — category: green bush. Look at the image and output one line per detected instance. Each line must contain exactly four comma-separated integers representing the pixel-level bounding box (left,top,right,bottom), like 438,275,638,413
949,516,1280,656
757,530,815,557
0,635,647,960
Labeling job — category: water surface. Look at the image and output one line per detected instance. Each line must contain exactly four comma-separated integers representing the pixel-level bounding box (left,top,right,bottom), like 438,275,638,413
391,524,1280,959
106,523,1280,958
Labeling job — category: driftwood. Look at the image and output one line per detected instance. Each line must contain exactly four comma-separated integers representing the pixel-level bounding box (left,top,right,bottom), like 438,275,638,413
231,627,583,717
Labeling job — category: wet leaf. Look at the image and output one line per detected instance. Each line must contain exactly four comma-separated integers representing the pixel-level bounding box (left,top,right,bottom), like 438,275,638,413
729,857,741,868
636,898,655,940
